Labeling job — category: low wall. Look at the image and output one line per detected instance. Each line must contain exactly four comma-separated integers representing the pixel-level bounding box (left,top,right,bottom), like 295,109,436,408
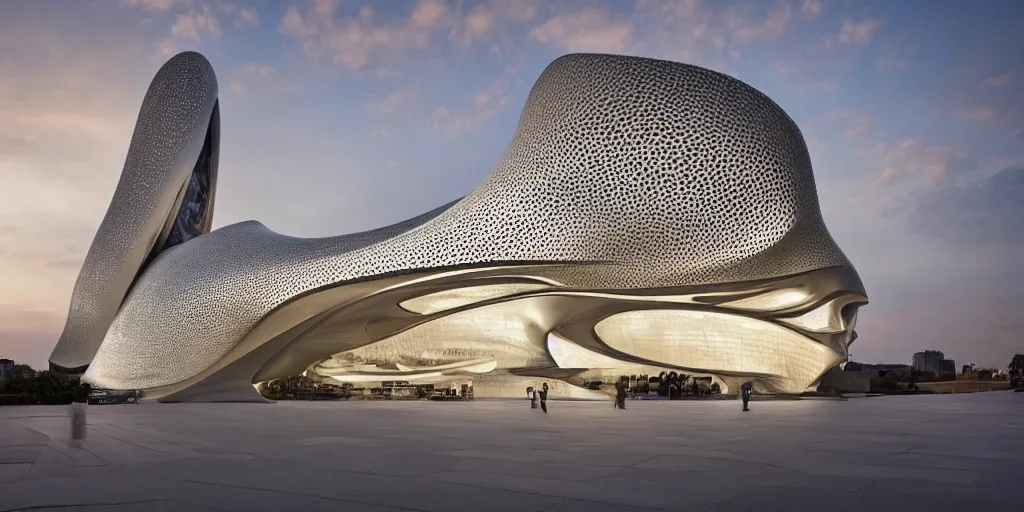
915,381,1011,394
817,367,872,394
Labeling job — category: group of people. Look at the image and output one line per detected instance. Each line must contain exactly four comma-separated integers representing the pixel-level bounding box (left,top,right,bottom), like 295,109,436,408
525,383,549,413
655,371,718,399
527,378,755,412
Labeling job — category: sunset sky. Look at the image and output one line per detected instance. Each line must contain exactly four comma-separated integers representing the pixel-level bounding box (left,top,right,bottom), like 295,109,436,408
1,0,1021,370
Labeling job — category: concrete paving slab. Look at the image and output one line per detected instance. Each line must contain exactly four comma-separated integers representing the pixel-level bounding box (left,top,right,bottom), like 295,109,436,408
0,392,1019,511
0,444,42,464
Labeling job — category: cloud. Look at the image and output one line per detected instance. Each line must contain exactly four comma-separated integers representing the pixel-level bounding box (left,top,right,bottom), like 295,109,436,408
429,75,513,136
770,60,797,78
371,127,392,138
721,3,792,45
227,63,280,96
170,3,221,41
218,2,259,28
452,0,542,49
614,0,813,66
428,107,475,136
244,63,274,76
279,0,453,74
802,0,823,18
877,54,908,71
835,18,883,45
120,0,259,56
410,0,446,28
955,105,1011,126
865,137,974,186
907,167,1024,249
981,73,1015,87
119,0,188,11
529,8,633,53
822,109,873,137
238,8,258,27
278,0,818,78
367,89,419,116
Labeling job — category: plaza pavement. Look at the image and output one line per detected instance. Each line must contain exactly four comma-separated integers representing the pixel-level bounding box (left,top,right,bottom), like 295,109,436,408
1,392,1022,511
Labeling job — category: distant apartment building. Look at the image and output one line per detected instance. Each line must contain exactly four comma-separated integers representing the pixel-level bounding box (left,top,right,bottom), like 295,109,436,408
913,350,945,372
940,359,957,373
0,358,14,380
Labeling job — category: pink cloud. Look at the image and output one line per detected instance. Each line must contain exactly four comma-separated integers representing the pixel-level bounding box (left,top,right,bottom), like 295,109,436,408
529,8,633,53
956,106,1003,125
722,3,791,45
981,73,1015,87
243,63,275,76
237,8,258,27
429,75,514,136
312,0,339,18
227,63,276,95
367,89,419,116
877,55,908,71
865,137,968,186
170,7,221,42
410,0,447,28
279,0,455,73
835,18,883,45
453,0,542,49
802,0,823,18
821,109,873,137
118,0,187,11
461,8,494,46
227,62,299,98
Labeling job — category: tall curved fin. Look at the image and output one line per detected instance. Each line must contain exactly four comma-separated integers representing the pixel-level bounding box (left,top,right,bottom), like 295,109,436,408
49,52,219,372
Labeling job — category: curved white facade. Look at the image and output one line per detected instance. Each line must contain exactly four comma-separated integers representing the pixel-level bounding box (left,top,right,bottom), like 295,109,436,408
49,52,220,373
50,51,867,401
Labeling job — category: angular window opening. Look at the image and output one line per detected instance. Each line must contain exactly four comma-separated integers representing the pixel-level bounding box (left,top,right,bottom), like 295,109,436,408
165,103,217,249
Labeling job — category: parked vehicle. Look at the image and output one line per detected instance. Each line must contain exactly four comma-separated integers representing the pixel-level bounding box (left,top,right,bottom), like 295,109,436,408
87,388,141,405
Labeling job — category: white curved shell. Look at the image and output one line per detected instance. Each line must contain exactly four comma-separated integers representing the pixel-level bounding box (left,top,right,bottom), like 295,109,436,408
51,53,867,400
49,52,219,372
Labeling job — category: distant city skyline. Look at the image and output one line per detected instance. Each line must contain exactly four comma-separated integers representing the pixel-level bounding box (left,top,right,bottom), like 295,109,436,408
1,0,1022,370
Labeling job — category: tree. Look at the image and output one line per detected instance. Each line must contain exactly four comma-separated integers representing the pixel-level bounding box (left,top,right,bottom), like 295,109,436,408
1009,354,1024,377
0,370,80,405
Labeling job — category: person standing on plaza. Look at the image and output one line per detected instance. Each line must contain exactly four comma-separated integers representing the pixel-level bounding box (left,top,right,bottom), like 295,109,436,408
740,381,754,411
527,386,538,409
539,382,549,413
614,377,628,409
70,381,89,445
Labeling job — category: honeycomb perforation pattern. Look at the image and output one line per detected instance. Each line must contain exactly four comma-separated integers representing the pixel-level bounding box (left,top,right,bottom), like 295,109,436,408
51,51,217,370
84,53,855,390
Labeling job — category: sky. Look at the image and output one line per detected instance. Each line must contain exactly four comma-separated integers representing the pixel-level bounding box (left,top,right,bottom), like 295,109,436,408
1,0,1022,371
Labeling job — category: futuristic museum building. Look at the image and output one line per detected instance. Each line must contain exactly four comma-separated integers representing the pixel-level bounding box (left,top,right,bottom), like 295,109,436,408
48,51,867,402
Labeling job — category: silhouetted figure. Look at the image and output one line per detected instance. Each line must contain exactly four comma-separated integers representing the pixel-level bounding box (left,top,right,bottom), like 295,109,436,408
614,377,628,409
70,382,89,444
527,386,538,409
539,382,549,413
693,379,700,398
740,381,754,411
